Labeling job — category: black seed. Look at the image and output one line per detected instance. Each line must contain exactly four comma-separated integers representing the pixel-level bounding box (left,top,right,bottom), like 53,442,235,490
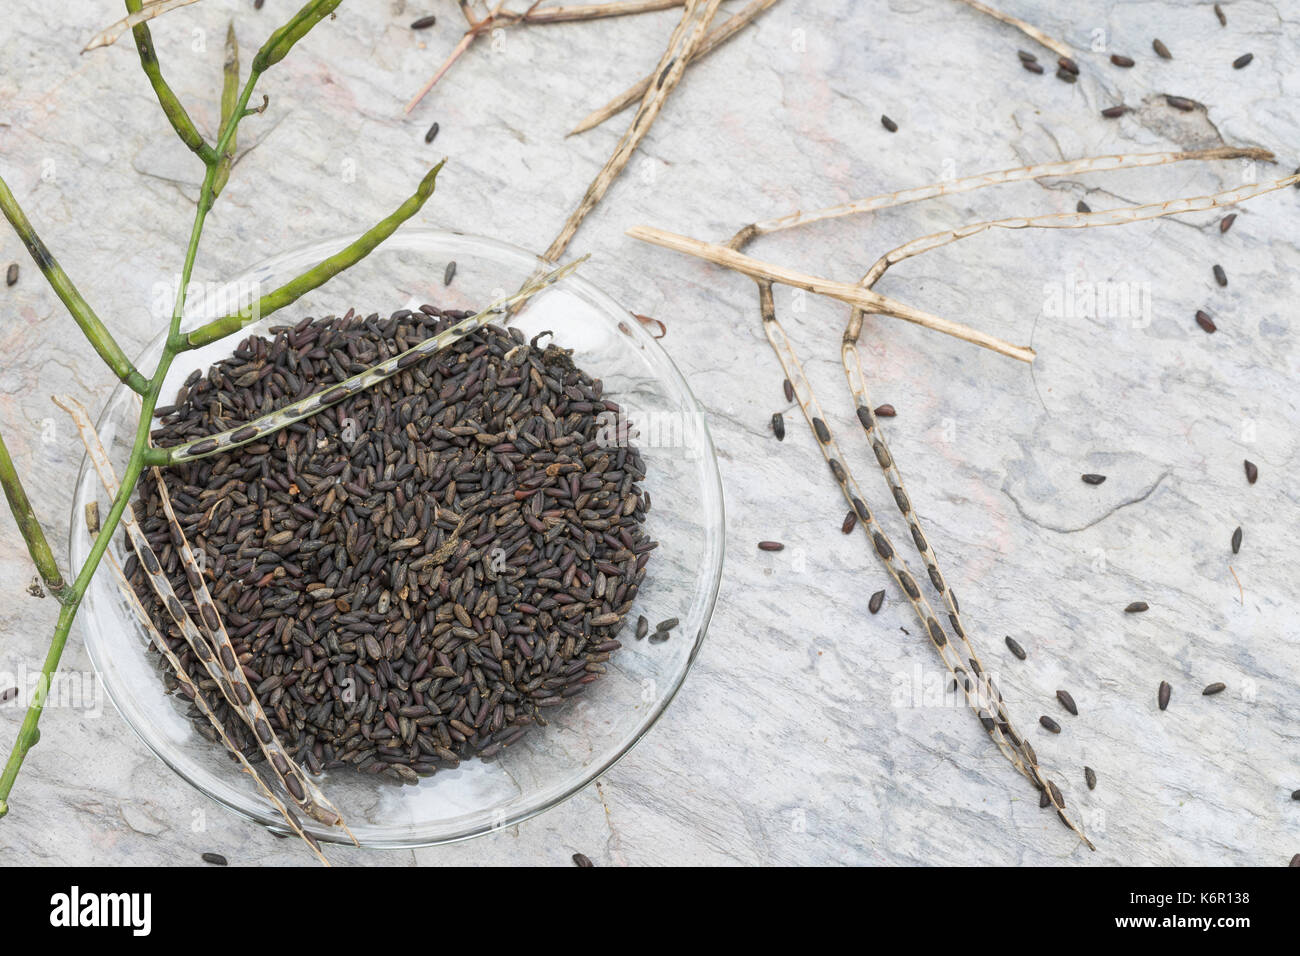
811,417,830,443
1110,54,1135,67
635,615,648,640
655,617,678,632
868,589,884,614
1056,690,1078,716
1231,526,1242,554
1085,766,1097,790
1213,264,1227,287
1040,715,1061,734
873,403,896,418
1166,95,1196,111
1215,3,1226,26
411,14,438,29
1081,473,1106,485
1153,38,1172,59
1195,310,1216,333
0,687,17,703
424,121,440,144
1202,682,1227,696
572,852,594,867
1220,213,1237,233
1039,789,1050,808
1158,680,1171,711
1077,200,1091,213
881,114,898,133
771,412,785,441
872,533,893,560
443,260,457,285
841,509,857,535
1022,60,1045,74
782,378,794,402
1017,50,1037,63
1101,105,1127,118
201,852,228,866
5,263,17,286
1005,635,1026,660
1055,67,1077,83
1233,53,1253,69
1125,601,1149,613
1058,56,1079,75
1244,459,1258,484
758,541,784,552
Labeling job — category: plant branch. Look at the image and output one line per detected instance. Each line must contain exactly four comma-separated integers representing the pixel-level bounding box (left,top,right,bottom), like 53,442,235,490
951,0,1071,58
0,174,149,393
85,0,203,52
0,431,67,600
627,225,1036,362
185,160,446,348
569,0,779,136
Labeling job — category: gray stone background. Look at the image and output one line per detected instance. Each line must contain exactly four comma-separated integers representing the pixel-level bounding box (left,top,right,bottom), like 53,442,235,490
1,0,1297,866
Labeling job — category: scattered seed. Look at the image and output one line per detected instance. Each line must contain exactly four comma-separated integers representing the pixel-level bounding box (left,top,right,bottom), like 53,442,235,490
1244,459,1258,484
84,501,100,535
873,403,896,418
424,121,440,144
1231,526,1242,554
1081,473,1106,485
1110,54,1135,68
1125,601,1149,613
841,509,857,535
1101,105,1128,118
1291,854,1300,867
881,114,898,133
1021,60,1045,75
1039,789,1050,808
0,687,17,703
5,263,16,287
757,540,784,552
771,412,785,441
1220,213,1237,233
1017,50,1038,63
443,260,456,285
782,378,794,402
1085,766,1097,790
1158,680,1172,711
1213,264,1227,287
1005,635,1027,660
254,0,264,8
1195,310,1216,333
572,852,594,867
655,617,679,632
201,852,228,866
1215,3,1227,26
1039,715,1061,734
1056,690,1078,716
1153,38,1172,59
1166,95,1196,111
1058,56,1079,75
1047,780,1065,808
1233,53,1254,69
1202,682,1227,696
635,615,648,640
411,14,438,29
1055,67,1077,83
868,589,885,614
1291,790,1299,801
1076,199,1091,213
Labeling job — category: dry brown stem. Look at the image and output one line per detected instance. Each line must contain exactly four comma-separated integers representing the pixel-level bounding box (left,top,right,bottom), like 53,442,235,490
83,0,202,52
950,0,1071,58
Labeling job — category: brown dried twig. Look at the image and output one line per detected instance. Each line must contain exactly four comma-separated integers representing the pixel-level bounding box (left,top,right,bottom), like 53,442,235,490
568,0,780,136
950,0,1071,58
83,0,202,52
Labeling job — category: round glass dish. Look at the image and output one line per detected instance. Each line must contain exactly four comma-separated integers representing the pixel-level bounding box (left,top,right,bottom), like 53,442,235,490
69,229,724,848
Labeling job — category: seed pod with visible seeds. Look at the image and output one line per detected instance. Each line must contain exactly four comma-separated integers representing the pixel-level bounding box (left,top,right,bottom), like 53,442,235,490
1158,680,1172,711
1056,690,1078,716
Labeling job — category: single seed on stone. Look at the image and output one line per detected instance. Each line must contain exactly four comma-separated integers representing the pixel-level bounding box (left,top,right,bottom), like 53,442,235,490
201,852,228,866
1085,766,1097,790
1005,635,1027,660
771,412,785,441
1244,459,1258,484
0,687,17,703
5,263,16,287
1213,264,1227,287
1158,680,1172,710
1291,790,1299,801
1195,310,1216,333
411,14,437,29
1101,105,1127,118
84,501,100,535
655,617,679,632
1017,50,1037,63
1125,601,1149,613
1153,38,1172,59
757,540,784,552
868,590,885,615
1076,199,1091,213
782,378,794,402
443,260,456,285
1166,95,1196,111
1233,53,1253,69
841,509,857,535
1056,690,1078,716
1039,715,1061,734
1231,526,1242,554
635,615,648,640
1055,67,1077,83
572,852,594,867
1220,213,1237,233
881,114,898,133
424,121,440,144
1058,56,1079,75
1081,473,1106,485
1110,53,1135,67
1215,3,1227,25
873,403,896,418
1021,60,1045,74
1202,682,1227,696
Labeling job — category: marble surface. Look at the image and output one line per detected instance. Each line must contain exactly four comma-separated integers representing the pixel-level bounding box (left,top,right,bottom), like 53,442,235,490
1,0,1298,866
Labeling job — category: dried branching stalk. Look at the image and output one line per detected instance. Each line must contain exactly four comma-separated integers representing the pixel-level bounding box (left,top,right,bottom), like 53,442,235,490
568,0,780,136
627,226,1035,361
724,147,1274,251
542,0,723,262
950,0,1071,58
83,0,202,52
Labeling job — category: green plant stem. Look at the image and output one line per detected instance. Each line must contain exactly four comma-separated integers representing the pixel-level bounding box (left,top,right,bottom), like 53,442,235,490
125,0,218,164
213,21,240,198
0,175,149,395
185,160,445,349
0,431,67,600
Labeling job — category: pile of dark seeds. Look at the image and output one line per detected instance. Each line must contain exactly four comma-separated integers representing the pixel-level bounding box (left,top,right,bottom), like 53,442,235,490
125,306,655,782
